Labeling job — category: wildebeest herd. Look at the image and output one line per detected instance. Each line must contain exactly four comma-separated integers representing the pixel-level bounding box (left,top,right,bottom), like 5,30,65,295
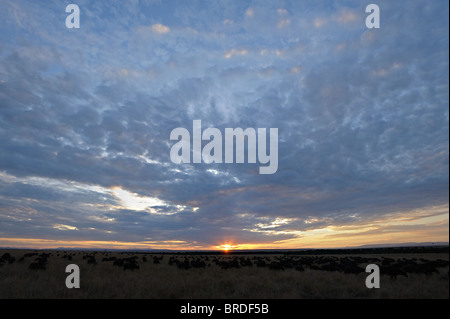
2,250,448,280
168,254,449,279
0,248,449,298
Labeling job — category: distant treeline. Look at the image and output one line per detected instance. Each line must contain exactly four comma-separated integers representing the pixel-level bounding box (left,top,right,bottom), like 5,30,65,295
164,245,449,256
2,245,448,256
280,246,449,256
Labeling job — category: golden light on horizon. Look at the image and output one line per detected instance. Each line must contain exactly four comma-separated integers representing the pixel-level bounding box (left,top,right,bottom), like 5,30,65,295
1,204,448,251
218,244,235,252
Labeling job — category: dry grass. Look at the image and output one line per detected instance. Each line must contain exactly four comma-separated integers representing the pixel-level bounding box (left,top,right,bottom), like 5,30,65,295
0,250,448,299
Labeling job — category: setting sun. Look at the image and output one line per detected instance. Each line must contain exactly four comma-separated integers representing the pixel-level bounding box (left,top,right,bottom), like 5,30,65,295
219,244,234,252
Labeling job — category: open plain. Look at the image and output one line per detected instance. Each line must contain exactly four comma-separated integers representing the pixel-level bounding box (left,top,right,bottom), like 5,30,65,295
0,247,448,299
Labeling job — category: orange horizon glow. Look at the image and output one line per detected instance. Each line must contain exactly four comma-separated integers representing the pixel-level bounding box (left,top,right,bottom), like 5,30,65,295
1,204,448,251
1,231,448,251
217,244,237,252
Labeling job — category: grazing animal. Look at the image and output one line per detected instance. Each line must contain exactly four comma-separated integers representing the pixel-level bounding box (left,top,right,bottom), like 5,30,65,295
87,257,97,265
342,265,364,274
1,253,15,264
123,261,140,271
190,259,206,268
383,266,408,279
113,259,124,267
218,259,240,270
176,259,191,270
29,261,46,271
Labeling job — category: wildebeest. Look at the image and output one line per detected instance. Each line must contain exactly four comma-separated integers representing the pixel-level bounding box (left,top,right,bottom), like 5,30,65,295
28,262,46,271
218,259,240,270
113,259,124,267
190,259,207,268
342,265,364,274
1,253,15,264
112,256,140,270
62,254,73,261
175,258,191,270
123,261,140,271
28,254,48,271
383,266,408,279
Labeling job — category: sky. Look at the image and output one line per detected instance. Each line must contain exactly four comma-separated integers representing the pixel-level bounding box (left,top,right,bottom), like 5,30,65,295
0,0,448,250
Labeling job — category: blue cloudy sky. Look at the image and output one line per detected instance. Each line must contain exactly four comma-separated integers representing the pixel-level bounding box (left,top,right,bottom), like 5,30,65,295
0,0,448,250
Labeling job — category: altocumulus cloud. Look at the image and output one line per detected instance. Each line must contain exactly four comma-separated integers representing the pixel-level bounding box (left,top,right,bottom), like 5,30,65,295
0,0,448,249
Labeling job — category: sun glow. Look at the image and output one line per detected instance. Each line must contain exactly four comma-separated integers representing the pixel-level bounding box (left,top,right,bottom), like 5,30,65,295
219,244,234,252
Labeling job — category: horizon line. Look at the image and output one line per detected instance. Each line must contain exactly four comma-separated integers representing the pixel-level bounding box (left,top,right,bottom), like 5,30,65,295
1,242,448,252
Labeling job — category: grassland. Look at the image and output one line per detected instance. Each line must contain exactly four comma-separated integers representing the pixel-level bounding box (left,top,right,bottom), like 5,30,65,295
0,248,448,299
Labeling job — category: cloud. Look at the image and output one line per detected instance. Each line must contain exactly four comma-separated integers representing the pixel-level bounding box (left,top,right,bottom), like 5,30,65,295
278,18,291,28
314,17,327,28
53,224,79,231
0,0,448,249
336,8,358,24
224,48,248,59
245,7,254,18
151,23,170,34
